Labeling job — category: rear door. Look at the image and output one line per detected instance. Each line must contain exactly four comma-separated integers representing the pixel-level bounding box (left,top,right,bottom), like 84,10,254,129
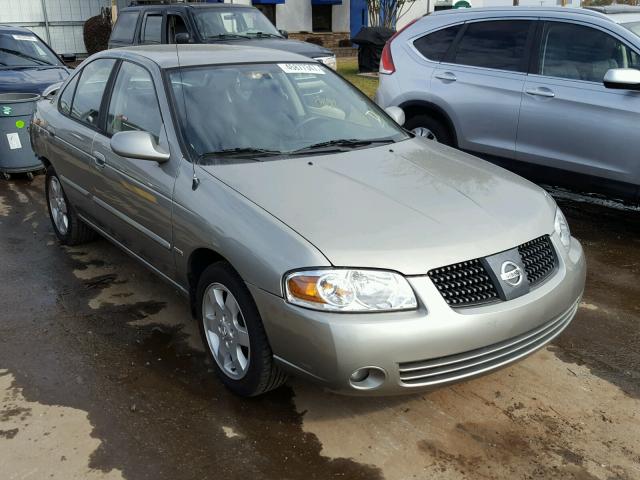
47,59,116,216
91,60,178,277
517,20,640,195
430,19,535,158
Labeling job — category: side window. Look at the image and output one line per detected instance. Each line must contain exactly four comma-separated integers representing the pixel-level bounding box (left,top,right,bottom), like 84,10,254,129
58,74,79,116
106,62,163,142
538,22,640,83
111,11,139,43
413,24,462,62
142,14,163,44
452,20,531,72
71,59,116,128
167,14,189,43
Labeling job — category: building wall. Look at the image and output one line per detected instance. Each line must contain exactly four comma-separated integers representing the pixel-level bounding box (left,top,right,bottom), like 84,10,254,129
0,0,110,54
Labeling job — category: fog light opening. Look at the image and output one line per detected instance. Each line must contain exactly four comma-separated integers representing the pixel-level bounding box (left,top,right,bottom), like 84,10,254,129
349,367,386,390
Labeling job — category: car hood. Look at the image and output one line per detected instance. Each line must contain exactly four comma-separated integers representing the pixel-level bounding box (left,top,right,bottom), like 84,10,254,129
201,138,557,275
0,67,70,94
205,37,333,59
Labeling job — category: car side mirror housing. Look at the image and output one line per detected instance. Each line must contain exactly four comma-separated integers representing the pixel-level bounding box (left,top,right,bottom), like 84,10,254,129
385,106,405,126
603,68,640,90
60,53,76,64
279,29,289,39
110,131,170,163
175,33,191,44
42,81,63,99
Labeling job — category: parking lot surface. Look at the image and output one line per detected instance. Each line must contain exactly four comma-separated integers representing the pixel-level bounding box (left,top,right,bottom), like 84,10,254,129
1,176,638,480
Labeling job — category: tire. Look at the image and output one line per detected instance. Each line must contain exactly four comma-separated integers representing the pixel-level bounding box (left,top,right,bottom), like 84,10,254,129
405,114,453,146
196,262,287,397
45,166,96,245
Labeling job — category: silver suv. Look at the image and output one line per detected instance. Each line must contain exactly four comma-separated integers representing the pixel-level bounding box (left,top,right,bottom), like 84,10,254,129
376,7,640,203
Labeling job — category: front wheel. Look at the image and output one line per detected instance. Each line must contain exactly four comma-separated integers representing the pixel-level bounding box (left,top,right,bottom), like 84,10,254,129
405,114,453,146
196,262,287,397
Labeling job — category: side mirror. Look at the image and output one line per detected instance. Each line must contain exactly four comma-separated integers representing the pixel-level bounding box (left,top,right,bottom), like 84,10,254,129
42,81,63,99
279,29,289,39
175,33,191,44
110,131,170,163
603,68,640,90
60,53,76,64
385,106,405,126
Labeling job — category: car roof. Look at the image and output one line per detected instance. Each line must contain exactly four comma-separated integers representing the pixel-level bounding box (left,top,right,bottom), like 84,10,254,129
430,6,609,21
0,25,38,35
120,2,252,12
103,44,311,69
585,5,640,15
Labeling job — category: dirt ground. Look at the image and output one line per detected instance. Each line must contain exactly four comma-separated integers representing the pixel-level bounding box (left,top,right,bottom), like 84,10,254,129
0,176,638,480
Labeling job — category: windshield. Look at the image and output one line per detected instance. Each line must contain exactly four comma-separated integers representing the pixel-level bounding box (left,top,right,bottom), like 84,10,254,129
194,8,282,39
622,21,640,37
0,32,62,67
169,63,408,160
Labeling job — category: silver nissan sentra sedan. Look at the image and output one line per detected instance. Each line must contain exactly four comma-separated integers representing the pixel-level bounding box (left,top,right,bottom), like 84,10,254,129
31,45,586,396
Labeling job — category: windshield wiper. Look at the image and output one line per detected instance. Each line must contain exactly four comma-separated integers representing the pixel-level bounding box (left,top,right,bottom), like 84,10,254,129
201,147,283,160
248,32,282,38
288,138,395,155
206,33,251,40
0,48,53,66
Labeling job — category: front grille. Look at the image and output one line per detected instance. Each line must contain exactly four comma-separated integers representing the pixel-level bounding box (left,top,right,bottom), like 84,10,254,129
518,235,557,287
428,235,558,308
398,301,577,386
427,259,499,308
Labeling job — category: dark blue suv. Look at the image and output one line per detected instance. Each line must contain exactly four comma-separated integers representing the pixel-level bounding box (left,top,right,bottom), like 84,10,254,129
0,26,72,94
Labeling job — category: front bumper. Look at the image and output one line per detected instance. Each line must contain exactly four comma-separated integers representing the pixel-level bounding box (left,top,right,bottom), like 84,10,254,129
250,234,586,395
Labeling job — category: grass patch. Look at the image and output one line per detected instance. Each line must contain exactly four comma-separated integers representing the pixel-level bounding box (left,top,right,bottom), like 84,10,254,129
337,57,379,99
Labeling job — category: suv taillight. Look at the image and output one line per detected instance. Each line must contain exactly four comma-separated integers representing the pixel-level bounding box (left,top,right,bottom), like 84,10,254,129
380,42,395,75
379,18,420,75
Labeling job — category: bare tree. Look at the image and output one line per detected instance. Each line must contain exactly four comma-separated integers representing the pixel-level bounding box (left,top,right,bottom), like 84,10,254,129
366,0,417,29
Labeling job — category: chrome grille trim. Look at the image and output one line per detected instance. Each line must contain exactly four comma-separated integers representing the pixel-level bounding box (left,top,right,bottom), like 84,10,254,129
398,301,578,386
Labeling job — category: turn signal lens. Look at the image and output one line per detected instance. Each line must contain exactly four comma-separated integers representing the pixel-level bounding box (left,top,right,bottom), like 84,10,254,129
285,269,417,312
554,207,571,251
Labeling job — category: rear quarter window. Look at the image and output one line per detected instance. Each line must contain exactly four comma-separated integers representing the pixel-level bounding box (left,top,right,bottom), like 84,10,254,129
413,25,462,62
111,11,139,43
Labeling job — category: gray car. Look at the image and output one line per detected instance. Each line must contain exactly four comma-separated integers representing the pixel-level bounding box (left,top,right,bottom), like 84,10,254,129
31,45,586,396
375,7,640,203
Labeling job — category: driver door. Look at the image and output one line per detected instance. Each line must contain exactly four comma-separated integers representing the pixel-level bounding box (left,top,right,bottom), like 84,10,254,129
91,60,179,277
516,21,640,189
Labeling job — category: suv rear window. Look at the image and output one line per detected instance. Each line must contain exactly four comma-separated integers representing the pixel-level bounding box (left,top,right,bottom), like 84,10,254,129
413,25,462,62
111,11,139,43
452,20,531,72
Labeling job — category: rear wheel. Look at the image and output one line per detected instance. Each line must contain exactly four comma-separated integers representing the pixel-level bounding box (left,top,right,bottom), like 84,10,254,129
45,166,95,245
196,262,287,397
405,114,453,146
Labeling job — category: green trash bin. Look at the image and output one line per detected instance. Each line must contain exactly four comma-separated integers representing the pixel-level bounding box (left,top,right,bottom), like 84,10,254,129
0,93,43,179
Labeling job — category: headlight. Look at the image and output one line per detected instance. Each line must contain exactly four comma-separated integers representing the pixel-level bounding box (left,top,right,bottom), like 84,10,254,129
285,269,417,312
554,207,571,250
315,56,337,70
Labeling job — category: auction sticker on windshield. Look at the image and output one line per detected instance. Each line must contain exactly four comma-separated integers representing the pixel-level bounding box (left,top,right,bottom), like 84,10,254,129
278,63,325,75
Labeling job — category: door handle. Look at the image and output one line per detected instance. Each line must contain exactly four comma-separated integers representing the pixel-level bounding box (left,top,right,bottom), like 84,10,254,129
435,71,457,82
93,152,106,168
525,87,555,98
45,126,55,138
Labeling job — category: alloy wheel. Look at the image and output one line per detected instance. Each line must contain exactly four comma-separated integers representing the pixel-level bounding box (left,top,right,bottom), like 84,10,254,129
48,176,69,235
412,127,438,142
202,283,251,380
